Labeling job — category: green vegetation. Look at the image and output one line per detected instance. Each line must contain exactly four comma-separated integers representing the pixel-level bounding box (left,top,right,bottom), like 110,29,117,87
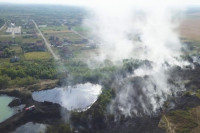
0,47,15,58
24,52,52,60
0,60,58,89
0,75,10,89
72,26,90,32
46,32,83,43
183,89,200,99
10,46,22,54
45,124,72,133
195,90,200,98
40,26,69,32
159,108,200,133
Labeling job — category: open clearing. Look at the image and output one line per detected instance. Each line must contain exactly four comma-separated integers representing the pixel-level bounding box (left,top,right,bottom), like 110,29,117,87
40,26,69,33
10,46,22,54
24,52,52,60
46,32,83,42
179,17,200,41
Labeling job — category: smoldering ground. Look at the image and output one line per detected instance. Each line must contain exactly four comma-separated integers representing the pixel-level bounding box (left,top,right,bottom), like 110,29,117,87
81,2,189,117
56,0,191,120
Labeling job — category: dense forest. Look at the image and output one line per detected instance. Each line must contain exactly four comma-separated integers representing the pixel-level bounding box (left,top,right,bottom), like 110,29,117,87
0,60,58,89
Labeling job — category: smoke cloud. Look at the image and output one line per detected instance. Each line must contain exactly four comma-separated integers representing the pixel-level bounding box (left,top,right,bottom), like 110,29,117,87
83,2,188,116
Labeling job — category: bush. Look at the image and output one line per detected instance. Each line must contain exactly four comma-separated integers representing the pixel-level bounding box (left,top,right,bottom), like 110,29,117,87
0,75,10,89
45,124,72,133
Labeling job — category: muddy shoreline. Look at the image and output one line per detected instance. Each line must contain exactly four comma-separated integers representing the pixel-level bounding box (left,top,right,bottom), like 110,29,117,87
0,80,62,133
0,91,63,133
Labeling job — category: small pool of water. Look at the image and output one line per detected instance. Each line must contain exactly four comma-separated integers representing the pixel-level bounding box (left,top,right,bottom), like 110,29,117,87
13,122,47,133
0,95,15,123
32,82,102,111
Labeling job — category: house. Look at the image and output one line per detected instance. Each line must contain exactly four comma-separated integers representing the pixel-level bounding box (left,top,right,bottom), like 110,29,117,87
36,40,43,46
10,56,20,63
38,25,47,28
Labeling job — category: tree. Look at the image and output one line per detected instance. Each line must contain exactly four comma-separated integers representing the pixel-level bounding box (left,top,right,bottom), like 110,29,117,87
0,75,10,89
3,48,12,57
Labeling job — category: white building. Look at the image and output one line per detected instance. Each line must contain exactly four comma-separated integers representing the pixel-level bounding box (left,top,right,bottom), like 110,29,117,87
6,26,21,35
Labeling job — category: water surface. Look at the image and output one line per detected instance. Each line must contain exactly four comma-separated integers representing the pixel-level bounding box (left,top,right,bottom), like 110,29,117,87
0,95,14,123
13,122,47,133
32,82,102,111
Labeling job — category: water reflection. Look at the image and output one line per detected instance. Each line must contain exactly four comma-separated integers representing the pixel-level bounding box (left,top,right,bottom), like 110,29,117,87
13,122,47,133
32,82,102,111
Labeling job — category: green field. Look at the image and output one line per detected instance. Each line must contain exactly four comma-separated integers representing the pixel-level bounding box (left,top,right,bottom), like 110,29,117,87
0,36,13,42
72,26,90,32
40,26,69,32
24,52,52,60
10,46,22,54
0,36,43,44
45,32,83,44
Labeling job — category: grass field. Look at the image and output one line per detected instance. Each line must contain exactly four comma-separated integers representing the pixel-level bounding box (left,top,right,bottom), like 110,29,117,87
0,36,13,42
159,106,200,133
24,52,52,60
0,58,10,63
10,46,22,54
0,36,43,44
22,36,44,43
46,32,83,42
72,26,90,32
40,26,69,33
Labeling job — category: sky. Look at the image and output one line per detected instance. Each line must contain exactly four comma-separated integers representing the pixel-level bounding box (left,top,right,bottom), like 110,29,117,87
0,0,200,7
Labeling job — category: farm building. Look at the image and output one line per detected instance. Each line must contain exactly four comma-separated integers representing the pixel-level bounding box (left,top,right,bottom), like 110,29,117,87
10,56,20,63
38,25,47,28
6,26,21,35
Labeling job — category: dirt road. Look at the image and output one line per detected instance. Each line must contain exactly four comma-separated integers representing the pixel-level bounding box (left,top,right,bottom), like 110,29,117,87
0,23,5,31
32,20,60,60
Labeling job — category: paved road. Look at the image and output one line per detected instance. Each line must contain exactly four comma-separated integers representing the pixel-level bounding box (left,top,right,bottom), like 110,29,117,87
32,20,59,60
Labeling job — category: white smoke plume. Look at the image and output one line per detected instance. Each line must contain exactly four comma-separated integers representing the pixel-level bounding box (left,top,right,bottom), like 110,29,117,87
83,2,188,116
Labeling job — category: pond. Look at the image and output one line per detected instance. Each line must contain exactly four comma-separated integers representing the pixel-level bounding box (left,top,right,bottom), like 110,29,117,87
13,122,47,133
0,95,15,123
32,82,102,111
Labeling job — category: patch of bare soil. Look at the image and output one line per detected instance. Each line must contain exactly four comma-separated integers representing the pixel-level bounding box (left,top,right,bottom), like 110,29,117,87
179,17,200,41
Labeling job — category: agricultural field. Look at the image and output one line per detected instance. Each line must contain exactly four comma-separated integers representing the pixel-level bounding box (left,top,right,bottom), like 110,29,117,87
47,32,83,42
0,34,42,45
72,25,91,36
40,26,69,33
24,52,52,60
0,36,13,42
179,15,200,41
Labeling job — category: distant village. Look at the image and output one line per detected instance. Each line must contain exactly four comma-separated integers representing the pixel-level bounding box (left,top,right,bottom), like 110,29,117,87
0,15,97,61
0,21,46,62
